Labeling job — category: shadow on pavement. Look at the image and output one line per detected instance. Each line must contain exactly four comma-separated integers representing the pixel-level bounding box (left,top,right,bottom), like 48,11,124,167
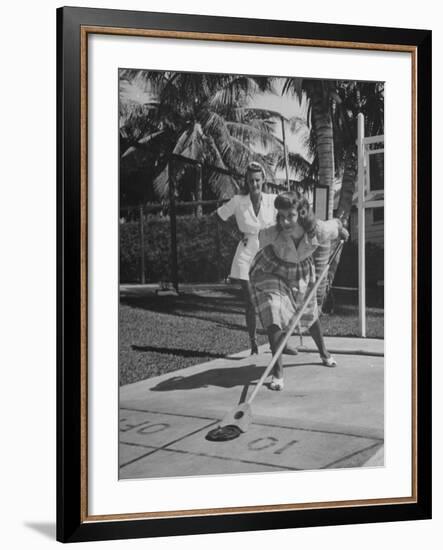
150,362,313,391
131,345,230,360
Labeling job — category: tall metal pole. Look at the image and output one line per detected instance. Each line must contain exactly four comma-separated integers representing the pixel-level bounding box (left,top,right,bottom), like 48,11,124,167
139,204,145,284
281,116,290,191
215,201,222,282
357,113,366,337
168,158,179,293
195,163,203,218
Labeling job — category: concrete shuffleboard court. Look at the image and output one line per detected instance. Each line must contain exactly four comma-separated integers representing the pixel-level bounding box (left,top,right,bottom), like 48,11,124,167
119,337,384,479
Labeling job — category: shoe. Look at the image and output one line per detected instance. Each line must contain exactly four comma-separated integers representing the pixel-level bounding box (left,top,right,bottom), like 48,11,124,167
269,377,284,391
321,355,337,367
250,341,259,355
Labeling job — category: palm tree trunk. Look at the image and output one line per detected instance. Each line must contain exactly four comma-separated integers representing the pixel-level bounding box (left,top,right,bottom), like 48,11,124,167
310,87,334,309
310,89,334,219
336,145,357,222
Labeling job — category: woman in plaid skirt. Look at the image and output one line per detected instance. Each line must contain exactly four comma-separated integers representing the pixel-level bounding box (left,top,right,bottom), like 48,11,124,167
250,191,349,391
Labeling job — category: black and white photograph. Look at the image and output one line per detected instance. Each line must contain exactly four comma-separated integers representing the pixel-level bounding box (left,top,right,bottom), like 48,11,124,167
0,0,436,545
118,69,385,480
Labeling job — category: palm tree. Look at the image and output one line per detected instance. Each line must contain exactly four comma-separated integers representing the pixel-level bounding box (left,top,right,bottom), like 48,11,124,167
334,81,384,222
324,81,384,310
280,77,342,309
237,105,314,189
119,78,175,207
282,78,339,219
119,70,282,210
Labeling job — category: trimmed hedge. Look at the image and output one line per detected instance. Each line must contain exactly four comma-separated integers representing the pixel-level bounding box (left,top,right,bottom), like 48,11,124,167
334,240,384,288
120,215,384,287
120,215,238,283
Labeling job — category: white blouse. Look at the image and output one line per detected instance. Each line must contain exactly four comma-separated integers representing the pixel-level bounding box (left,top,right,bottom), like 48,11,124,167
259,219,342,263
217,193,277,280
217,193,277,236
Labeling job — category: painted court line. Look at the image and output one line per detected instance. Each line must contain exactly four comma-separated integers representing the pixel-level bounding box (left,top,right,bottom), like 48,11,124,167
121,406,383,442
120,419,219,468
120,430,379,474
249,420,383,442
119,443,159,470
120,406,217,422
322,442,383,469
120,441,157,449
119,441,298,472
119,410,382,473
152,446,298,471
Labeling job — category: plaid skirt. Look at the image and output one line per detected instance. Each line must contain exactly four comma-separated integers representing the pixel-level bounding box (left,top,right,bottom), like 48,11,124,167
249,245,318,332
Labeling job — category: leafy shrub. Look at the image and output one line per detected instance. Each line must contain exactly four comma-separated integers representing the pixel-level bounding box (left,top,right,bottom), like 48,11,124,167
119,214,237,283
120,215,384,287
334,240,384,288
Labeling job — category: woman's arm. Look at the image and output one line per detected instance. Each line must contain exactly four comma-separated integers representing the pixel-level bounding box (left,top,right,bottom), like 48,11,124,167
298,203,348,243
212,196,245,242
258,225,278,249
213,211,245,242
315,218,349,243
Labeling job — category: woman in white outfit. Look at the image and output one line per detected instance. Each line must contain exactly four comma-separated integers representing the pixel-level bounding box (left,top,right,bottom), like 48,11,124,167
216,162,278,354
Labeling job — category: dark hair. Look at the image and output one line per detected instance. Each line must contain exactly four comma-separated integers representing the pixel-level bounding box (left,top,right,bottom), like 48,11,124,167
275,191,316,233
274,191,309,211
241,161,266,195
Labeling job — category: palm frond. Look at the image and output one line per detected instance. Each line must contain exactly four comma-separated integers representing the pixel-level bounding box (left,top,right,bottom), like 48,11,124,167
207,171,239,199
152,165,169,200
200,110,231,140
205,75,266,114
234,107,284,122
205,136,229,170
173,123,206,162
281,77,304,103
120,130,166,159
225,120,281,150
276,151,312,179
287,116,307,133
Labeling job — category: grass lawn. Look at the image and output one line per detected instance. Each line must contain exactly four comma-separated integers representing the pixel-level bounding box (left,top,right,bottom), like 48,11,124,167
119,286,384,386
